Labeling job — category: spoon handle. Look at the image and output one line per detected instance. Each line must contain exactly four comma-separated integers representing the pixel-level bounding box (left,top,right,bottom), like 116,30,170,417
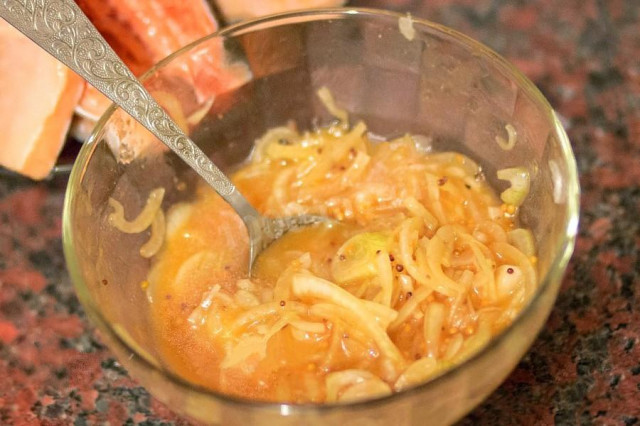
0,0,257,215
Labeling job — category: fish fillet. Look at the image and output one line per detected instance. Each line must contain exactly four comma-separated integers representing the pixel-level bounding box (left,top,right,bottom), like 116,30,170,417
0,20,84,180
75,0,223,120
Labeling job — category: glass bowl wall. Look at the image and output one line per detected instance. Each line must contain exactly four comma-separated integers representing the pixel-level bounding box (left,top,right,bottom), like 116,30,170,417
63,8,579,425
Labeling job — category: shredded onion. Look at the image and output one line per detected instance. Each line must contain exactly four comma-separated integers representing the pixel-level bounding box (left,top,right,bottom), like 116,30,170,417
443,333,464,360
495,124,517,151
495,264,524,300
394,357,438,391
140,210,165,258
497,167,530,207
253,126,301,162
231,301,308,332
361,299,398,330
473,220,508,244
403,197,438,234
507,228,536,257
423,302,446,359
164,203,192,239
375,250,394,307
307,300,405,381
289,320,326,334
273,254,312,301
332,232,391,283
234,289,261,308
108,188,165,234
317,86,349,124
490,242,537,300
326,370,392,402
109,188,166,258
397,218,437,293
398,13,416,41
425,227,466,296
388,286,433,331
452,319,491,363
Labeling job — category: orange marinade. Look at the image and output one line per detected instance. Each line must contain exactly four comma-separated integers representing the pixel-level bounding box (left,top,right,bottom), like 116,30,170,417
146,122,536,403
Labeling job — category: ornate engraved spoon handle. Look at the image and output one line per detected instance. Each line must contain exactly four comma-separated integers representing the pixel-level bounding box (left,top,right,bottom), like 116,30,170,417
0,0,258,216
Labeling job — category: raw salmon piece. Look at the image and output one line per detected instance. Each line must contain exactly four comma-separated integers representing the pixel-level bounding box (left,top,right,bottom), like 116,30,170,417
76,0,216,75
75,0,226,120
0,20,84,180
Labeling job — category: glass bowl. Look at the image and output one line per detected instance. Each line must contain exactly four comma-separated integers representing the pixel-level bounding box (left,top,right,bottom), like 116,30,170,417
63,8,579,425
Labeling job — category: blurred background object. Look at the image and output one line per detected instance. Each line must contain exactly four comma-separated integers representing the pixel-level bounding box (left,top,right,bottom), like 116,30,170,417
0,19,83,180
215,0,346,22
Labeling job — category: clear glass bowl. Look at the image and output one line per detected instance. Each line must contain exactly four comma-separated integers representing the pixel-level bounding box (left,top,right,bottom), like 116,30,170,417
63,8,579,425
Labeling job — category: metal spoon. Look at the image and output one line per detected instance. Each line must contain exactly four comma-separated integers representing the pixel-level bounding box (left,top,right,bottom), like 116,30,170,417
0,0,321,269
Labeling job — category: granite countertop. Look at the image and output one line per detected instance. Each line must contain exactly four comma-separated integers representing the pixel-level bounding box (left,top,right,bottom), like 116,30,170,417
1,0,639,424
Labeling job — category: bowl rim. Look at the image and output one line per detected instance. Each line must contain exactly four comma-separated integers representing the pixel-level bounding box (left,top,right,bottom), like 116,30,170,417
63,6,580,415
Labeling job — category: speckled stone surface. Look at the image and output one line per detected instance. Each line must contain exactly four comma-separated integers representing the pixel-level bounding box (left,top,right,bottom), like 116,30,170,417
1,0,639,424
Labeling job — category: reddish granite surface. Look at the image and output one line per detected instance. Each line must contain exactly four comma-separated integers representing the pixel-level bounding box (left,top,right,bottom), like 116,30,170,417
1,0,639,424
